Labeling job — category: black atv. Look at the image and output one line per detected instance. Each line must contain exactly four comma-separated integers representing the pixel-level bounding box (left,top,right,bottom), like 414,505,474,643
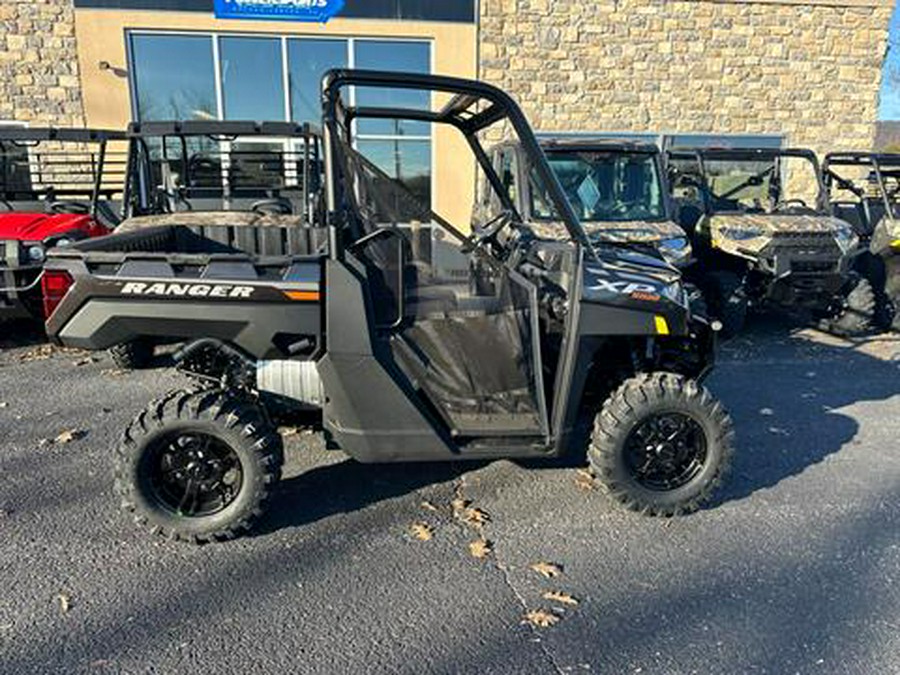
668,148,873,337
44,70,734,542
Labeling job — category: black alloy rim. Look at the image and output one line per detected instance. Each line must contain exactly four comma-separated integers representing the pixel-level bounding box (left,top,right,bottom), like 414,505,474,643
624,412,708,491
146,431,244,517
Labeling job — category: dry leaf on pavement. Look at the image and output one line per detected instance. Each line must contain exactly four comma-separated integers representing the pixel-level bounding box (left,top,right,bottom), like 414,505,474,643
462,507,491,527
54,429,85,445
574,469,596,491
542,590,579,606
0,402,8,408
468,538,493,559
410,522,434,541
530,562,562,578
57,594,71,614
450,497,470,513
420,500,439,513
522,610,560,628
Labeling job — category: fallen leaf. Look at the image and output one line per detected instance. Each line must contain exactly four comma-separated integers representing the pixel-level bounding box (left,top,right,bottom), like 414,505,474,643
54,429,86,445
530,562,562,578
574,469,596,491
522,609,560,628
74,357,96,367
409,522,434,541
542,590,579,606
576,468,594,481
450,497,470,513
279,427,300,437
100,369,127,378
462,507,491,527
57,594,71,614
0,402,7,408
468,538,493,559
420,500,439,513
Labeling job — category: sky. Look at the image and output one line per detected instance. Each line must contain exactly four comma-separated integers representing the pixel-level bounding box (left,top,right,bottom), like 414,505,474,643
879,1,900,120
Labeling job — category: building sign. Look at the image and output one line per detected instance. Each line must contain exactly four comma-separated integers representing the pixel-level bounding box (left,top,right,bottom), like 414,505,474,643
213,0,345,22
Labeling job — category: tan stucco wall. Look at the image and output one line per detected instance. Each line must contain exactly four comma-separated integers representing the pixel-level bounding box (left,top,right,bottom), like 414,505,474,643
74,10,478,227
480,0,894,155
0,0,84,126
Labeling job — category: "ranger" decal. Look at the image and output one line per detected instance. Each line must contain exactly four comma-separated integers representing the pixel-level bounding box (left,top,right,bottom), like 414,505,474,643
120,282,255,299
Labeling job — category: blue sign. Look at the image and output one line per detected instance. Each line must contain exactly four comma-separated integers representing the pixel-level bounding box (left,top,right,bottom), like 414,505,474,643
214,0,345,23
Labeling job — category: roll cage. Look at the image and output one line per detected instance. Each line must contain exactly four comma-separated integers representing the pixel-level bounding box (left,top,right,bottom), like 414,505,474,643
667,147,828,214
823,152,900,225
320,68,592,257
0,127,127,221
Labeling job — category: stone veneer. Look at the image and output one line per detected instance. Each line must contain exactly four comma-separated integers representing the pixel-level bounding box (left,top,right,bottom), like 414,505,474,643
0,0,84,127
479,0,894,153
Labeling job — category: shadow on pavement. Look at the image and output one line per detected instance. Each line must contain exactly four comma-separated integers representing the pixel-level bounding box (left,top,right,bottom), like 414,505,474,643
0,319,45,350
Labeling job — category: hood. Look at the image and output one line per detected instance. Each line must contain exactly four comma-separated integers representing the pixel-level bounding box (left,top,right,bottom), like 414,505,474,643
0,212,101,242
526,219,685,243
708,213,850,236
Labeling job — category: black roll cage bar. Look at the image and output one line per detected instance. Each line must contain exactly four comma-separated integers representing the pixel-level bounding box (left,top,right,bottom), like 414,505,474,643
666,147,827,214
823,152,900,225
320,68,592,259
0,127,125,218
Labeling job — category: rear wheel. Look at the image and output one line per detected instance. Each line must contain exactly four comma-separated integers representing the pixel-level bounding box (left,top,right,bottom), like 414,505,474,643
589,373,734,516
115,388,283,543
821,275,875,337
704,271,747,338
109,339,154,370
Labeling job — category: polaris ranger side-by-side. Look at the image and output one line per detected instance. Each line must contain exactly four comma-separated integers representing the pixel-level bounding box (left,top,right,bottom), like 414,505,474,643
484,137,694,268
44,71,734,542
102,121,324,368
0,127,125,322
823,152,900,329
667,148,872,337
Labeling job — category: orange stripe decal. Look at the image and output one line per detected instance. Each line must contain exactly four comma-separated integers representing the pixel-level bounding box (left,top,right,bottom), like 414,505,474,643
284,290,321,302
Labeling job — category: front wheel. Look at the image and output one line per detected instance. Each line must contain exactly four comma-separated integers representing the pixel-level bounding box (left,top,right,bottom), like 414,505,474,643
589,373,734,516
820,275,875,337
115,388,283,543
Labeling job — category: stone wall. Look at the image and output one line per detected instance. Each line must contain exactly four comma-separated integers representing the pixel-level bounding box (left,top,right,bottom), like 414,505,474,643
0,0,84,126
480,0,894,153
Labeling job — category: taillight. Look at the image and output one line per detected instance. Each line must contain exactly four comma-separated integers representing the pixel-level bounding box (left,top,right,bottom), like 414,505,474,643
41,269,74,319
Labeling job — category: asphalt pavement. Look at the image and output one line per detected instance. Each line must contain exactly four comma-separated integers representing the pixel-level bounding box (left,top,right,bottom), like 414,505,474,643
0,318,898,674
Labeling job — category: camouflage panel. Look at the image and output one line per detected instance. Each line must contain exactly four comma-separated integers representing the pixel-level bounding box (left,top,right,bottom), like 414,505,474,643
706,213,850,256
525,219,685,243
870,217,900,257
116,212,307,233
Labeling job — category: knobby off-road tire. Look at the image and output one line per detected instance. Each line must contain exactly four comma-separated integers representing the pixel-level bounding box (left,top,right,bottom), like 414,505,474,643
821,276,876,337
705,271,748,339
108,339,154,370
115,388,283,543
589,373,735,516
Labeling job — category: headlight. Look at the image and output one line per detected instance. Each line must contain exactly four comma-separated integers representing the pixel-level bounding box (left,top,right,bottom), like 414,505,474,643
27,245,46,263
719,226,764,241
657,237,692,266
834,226,858,254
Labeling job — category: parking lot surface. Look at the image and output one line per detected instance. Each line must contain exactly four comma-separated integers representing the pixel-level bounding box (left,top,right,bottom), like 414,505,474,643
1,319,899,674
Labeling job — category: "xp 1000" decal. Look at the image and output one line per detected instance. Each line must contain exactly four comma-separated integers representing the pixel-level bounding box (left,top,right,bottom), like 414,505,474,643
587,279,660,295
120,282,255,299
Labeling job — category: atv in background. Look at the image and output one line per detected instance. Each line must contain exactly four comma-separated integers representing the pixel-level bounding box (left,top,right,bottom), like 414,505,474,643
107,120,324,368
667,147,872,337
0,127,126,322
482,137,693,268
44,70,735,542
823,152,900,330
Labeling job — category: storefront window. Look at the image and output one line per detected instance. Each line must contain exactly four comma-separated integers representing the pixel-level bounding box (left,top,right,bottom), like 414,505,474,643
130,34,217,121
288,39,348,125
220,37,285,121
357,139,431,214
354,40,431,136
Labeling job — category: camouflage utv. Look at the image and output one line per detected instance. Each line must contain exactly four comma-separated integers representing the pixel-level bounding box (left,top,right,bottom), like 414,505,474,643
481,137,694,269
823,152,900,330
667,147,872,337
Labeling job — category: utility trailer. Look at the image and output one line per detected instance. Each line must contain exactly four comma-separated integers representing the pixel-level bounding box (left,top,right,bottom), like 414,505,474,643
44,70,734,542
0,127,126,321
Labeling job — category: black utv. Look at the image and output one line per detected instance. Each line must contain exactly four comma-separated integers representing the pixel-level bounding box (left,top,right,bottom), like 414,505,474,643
668,148,873,337
43,70,734,542
823,152,900,330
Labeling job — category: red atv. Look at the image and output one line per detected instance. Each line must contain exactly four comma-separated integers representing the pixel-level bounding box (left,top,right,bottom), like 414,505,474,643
0,127,125,321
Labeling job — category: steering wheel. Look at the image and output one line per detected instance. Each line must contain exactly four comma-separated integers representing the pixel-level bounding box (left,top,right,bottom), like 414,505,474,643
251,198,293,215
773,198,809,211
461,210,514,255
49,200,90,215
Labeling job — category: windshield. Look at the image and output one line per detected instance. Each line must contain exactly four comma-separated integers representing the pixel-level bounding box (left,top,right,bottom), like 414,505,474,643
702,155,822,214
532,151,666,222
